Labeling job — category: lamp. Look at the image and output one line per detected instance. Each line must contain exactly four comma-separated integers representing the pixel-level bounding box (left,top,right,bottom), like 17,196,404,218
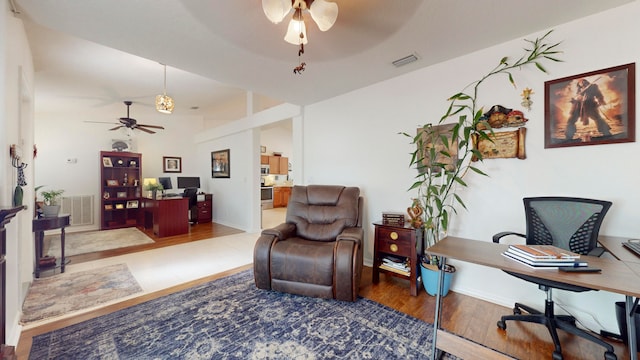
262,0,338,72
155,64,174,114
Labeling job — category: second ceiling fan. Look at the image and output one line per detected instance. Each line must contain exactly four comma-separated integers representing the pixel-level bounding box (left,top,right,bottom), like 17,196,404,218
110,101,165,134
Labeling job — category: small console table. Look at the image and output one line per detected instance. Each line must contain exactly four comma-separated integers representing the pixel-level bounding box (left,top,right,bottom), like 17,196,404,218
33,214,70,278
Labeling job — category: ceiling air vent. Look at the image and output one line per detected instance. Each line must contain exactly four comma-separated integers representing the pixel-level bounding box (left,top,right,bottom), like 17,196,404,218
392,53,419,68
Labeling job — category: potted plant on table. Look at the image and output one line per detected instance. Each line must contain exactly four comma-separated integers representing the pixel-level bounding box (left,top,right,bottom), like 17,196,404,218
402,30,562,296
39,188,65,218
145,182,163,199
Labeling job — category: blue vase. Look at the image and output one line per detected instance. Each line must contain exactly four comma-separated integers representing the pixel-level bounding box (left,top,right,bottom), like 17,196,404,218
421,264,453,296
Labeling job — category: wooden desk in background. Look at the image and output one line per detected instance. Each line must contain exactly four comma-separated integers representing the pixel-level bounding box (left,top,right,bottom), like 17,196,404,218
427,236,640,360
142,197,188,238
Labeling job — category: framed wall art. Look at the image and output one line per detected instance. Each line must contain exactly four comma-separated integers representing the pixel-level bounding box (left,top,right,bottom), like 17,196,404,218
163,156,182,173
416,123,458,172
211,149,230,178
544,63,635,148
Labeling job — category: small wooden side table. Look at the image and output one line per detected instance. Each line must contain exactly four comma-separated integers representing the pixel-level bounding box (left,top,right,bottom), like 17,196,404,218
32,214,70,278
372,221,421,296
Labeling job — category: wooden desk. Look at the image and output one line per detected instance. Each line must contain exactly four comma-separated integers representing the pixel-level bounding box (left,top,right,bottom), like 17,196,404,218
142,197,188,237
32,214,70,278
427,236,640,360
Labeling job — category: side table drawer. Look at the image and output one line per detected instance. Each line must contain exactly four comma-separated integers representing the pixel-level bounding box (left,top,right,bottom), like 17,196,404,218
377,237,412,256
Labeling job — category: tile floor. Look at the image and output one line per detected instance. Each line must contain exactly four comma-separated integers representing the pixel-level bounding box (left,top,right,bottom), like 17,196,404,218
22,208,287,329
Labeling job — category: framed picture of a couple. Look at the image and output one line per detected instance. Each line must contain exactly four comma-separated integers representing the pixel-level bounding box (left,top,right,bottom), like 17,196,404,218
211,149,230,178
544,63,635,148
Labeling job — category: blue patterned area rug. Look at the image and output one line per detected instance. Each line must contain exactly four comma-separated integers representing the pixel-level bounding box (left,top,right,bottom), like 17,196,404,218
30,269,456,359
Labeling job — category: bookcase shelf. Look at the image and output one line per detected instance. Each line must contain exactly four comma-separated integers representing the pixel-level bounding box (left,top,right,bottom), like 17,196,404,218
100,151,142,230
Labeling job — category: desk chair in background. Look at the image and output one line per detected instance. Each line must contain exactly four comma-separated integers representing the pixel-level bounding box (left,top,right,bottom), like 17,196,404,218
493,197,616,360
183,188,198,224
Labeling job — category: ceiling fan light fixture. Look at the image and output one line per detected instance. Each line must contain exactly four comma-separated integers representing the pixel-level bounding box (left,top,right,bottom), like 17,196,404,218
284,9,308,45
156,64,174,114
262,0,292,24
308,0,338,31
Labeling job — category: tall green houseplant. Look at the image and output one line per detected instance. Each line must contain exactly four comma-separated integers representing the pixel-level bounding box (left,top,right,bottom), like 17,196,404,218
403,30,562,266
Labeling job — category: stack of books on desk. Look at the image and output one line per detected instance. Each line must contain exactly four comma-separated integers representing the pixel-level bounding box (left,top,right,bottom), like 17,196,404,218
503,244,587,268
382,212,405,226
379,256,410,276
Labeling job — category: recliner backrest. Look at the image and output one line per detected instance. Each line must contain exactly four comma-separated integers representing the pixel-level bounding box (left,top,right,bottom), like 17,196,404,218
524,197,611,254
286,185,360,242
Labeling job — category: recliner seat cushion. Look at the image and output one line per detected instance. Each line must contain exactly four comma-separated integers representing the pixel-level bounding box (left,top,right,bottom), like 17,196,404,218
270,238,334,286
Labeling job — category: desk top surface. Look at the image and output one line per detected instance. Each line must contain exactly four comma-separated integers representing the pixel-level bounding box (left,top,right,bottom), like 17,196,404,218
428,236,640,298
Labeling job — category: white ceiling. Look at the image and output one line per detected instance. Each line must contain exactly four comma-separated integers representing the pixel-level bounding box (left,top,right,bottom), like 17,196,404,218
13,0,634,123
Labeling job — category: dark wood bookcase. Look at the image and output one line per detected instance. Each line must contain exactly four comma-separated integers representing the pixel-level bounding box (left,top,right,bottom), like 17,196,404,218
100,151,142,230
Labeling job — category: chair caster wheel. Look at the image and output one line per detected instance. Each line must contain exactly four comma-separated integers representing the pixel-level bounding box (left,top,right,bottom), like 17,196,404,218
513,307,521,315
497,320,506,330
552,351,563,360
604,351,617,360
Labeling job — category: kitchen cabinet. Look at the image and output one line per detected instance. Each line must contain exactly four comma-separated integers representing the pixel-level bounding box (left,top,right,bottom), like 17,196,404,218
260,155,269,165
273,187,291,208
268,156,289,175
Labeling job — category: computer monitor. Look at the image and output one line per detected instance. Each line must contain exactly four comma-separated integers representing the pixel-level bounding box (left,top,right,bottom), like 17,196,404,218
158,177,172,190
177,176,200,190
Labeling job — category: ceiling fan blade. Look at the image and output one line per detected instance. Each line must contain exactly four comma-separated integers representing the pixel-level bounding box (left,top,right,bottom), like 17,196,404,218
137,124,165,129
109,125,124,131
136,126,156,134
85,120,119,124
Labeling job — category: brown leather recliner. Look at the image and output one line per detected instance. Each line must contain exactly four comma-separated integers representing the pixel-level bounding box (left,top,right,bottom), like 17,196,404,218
254,185,363,301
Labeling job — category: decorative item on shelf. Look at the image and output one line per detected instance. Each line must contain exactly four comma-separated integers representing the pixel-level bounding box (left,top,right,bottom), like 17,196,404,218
39,188,64,218
382,211,405,226
116,192,127,199
102,157,113,167
115,203,124,209
116,159,124,167
401,31,562,296
129,160,137,167
103,191,110,200
106,179,119,187
123,172,128,186
156,63,174,114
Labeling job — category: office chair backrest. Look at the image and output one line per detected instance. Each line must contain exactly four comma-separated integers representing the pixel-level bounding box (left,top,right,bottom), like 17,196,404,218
524,197,612,254
183,188,198,207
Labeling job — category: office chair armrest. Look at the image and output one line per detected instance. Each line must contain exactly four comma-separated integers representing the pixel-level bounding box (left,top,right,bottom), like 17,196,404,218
587,246,606,257
493,231,525,243
261,222,296,240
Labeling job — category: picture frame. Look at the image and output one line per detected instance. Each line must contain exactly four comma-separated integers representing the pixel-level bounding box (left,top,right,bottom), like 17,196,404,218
115,203,124,209
545,63,635,148
261,145,266,153
416,123,458,172
163,156,182,173
104,204,113,210
116,191,127,198
102,157,113,167
126,200,139,209
211,149,230,178
106,179,119,186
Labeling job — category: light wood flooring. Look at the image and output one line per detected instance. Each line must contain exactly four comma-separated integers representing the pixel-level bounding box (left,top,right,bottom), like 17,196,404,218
17,220,634,359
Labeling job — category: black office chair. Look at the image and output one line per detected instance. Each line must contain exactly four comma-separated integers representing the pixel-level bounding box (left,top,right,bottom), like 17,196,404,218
493,197,616,360
183,188,198,224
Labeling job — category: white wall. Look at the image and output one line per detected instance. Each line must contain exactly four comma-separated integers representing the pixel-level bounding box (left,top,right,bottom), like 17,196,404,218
3,6,35,345
299,3,640,333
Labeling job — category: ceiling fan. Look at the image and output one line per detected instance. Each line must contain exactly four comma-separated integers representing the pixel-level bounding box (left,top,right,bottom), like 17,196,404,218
87,101,165,134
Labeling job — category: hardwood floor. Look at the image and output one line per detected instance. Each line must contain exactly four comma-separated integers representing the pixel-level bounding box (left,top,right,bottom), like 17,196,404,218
17,225,633,359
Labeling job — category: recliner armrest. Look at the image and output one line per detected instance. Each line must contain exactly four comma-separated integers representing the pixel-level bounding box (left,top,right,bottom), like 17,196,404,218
261,222,296,240
493,231,525,243
337,227,363,245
